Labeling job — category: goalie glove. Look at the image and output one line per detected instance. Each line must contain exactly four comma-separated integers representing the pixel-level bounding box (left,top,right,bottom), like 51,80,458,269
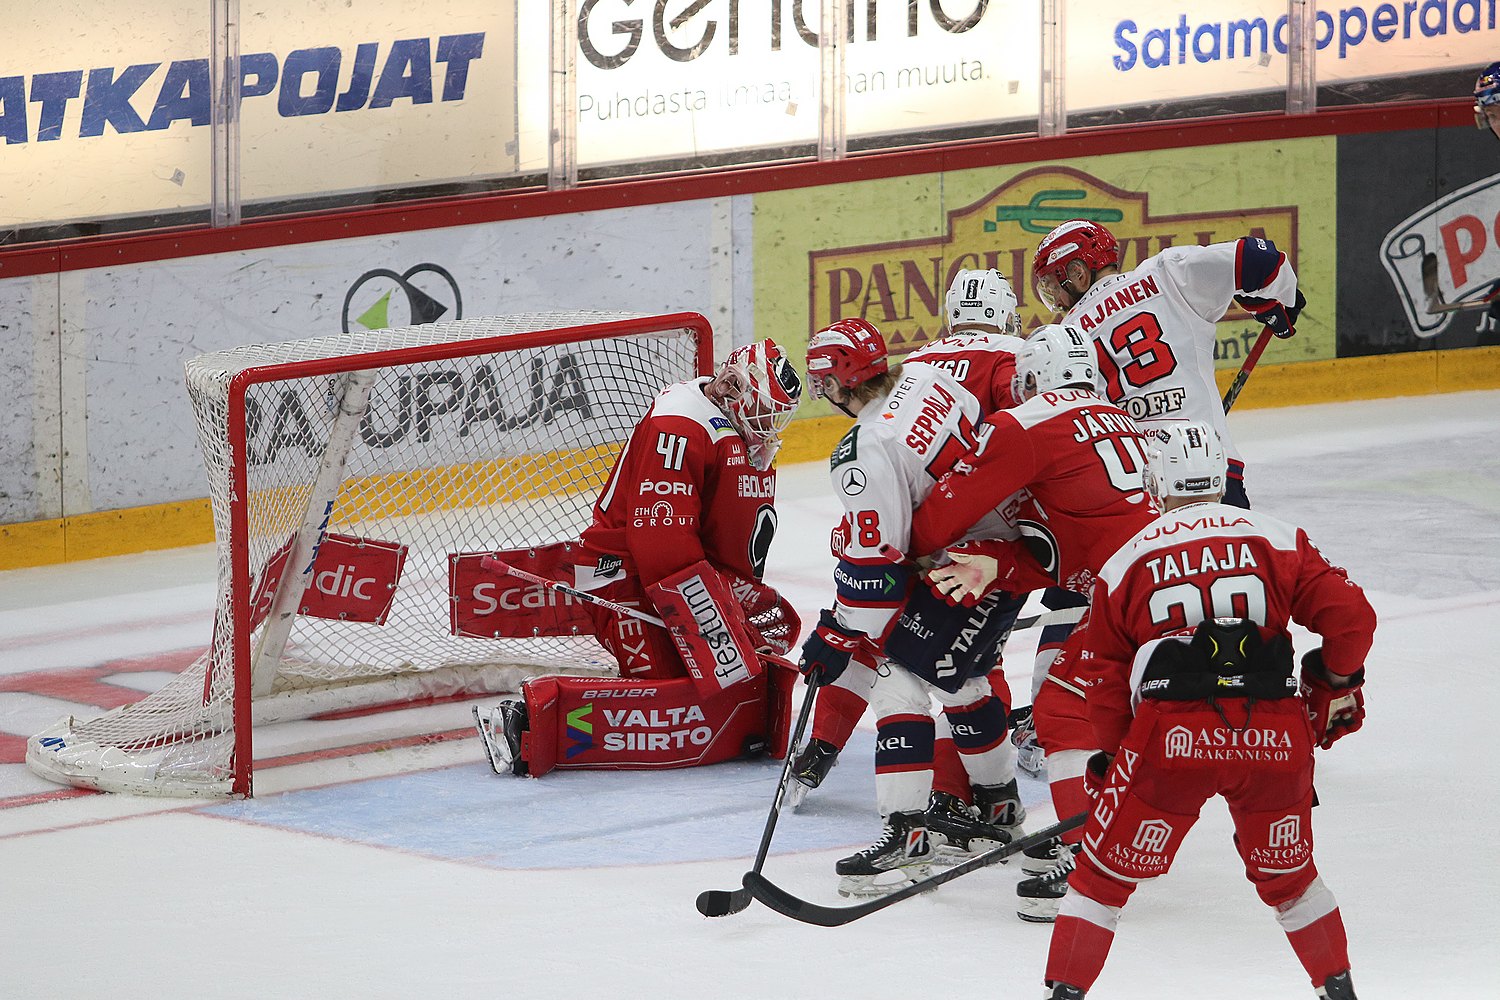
1236,288,1307,339
925,541,1004,606
734,578,802,657
796,609,866,686
1299,648,1365,750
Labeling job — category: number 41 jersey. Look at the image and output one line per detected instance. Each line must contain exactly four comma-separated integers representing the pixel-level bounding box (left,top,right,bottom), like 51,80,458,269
581,378,777,589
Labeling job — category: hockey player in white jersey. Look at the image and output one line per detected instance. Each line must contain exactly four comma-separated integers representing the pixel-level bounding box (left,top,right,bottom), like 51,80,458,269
788,270,1029,813
1031,220,1305,507
796,318,1026,894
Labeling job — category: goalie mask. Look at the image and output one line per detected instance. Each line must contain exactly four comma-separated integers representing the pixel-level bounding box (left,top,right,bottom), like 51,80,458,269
1014,323,1098,400
1144,422,1226,503
711,339,802,471
1033,219,1120,312
944,268,1022,335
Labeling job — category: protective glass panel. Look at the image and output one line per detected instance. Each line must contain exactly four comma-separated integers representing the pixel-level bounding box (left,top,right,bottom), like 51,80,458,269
845,0,1041,151
1314,0,1491,106
1064,0,1290,127
239,0,531,219
566,0,821,178
0,0,212,247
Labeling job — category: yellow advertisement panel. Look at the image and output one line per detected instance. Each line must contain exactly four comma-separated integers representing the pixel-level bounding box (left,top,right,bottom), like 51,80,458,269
754,137,1336,417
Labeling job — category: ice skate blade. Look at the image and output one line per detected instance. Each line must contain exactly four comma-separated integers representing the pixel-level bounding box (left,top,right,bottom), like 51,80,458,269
1016,896,1063,923
932,837,1013,866
782,778,812,811
836,865,931,898
472,705,514,776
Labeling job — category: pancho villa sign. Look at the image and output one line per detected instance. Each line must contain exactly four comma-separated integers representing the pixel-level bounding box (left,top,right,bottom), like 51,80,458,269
808,166,1299,355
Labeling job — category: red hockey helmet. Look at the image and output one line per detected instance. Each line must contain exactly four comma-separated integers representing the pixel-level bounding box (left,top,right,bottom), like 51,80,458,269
805,318,889,399
1032,220,1121,312
713,338,803,470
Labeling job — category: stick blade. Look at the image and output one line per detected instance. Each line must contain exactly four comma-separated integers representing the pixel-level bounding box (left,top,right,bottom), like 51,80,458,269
696,887,751,917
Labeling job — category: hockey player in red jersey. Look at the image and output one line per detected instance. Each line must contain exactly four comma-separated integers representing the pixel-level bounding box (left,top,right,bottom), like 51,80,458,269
473,340,804,777
796,317,1028,893
1032,219,1305,507
911,323,1159,920
1040,422,1373,1000
788,269,1027,816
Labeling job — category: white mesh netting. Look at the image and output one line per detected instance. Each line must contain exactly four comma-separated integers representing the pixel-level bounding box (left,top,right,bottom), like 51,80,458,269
27,312,705,796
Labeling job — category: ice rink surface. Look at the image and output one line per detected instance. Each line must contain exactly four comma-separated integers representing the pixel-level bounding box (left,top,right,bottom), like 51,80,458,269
1,390,1496,999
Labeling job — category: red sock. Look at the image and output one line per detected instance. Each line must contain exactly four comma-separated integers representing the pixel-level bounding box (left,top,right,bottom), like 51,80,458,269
1285,909,1351,987
932,737,970,801
810,683,866,748
1046,913,1115,991
1049,773,1090,846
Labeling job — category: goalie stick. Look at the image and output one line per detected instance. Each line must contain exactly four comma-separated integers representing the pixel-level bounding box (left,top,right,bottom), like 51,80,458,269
742,810,1087,927
695,674,821,918
480,554,669,629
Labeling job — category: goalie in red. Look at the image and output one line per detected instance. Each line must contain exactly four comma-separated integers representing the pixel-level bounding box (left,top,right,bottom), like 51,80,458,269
472,340,804,777
1039,422,1373,1000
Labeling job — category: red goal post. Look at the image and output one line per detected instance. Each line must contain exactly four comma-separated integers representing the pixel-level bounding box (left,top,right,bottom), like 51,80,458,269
27,311,713,797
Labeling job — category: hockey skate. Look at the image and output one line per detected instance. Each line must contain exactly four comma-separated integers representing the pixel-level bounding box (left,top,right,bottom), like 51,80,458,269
1316,971,1357,999
835,811,932,897
781,738,839,810
1010,706,1046,776
1021,835,1063,875
1041,982,1086,999
974,778,1027,837
1016,841,1078,922
473,700,528,777
924,791,1014,863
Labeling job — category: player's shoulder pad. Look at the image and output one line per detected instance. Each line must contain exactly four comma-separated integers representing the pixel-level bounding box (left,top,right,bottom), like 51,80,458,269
831,425,859,469
651,379,738,439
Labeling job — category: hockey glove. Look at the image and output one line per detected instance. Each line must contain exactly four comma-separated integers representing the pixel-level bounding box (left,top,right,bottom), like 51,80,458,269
926,541,1002,606
737,580,802,657
1236,289,1306,339
1083,751,1113,801
1299,648,1365,750
797,609,865,686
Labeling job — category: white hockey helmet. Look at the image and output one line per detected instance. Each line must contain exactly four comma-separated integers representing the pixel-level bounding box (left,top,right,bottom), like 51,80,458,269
944,268,1021,335
1014,323,1097,400
1144,422,1226,503
711,339,803,471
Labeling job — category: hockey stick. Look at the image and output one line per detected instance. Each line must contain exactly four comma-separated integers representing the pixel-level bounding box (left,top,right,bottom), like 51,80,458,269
1421,251,1499,315
695,676,821,918
742,809,1087,927
1220,325,1273,414
480,555,669,628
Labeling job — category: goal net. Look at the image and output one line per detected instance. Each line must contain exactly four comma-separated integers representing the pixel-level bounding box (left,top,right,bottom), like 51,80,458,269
27,311,711,797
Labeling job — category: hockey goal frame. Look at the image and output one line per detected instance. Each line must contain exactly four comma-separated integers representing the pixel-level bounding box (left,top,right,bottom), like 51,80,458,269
31,312,713,797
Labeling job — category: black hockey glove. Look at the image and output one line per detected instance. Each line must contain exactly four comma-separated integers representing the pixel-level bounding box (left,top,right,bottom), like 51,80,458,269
797,609,864,687
1236,289,1306,339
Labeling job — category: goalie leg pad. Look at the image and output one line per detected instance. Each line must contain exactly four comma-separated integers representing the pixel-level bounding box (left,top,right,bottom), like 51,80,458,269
582,577,686,679
519,672,771,773
648,560,765,699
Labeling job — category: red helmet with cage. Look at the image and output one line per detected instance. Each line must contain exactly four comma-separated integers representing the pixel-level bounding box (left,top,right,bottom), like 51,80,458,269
1032,220,1121,311
805,318,889,398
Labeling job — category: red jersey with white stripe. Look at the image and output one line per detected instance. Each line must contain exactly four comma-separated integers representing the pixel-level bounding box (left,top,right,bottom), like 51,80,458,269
827,362,982,638
909,387,1158,593
1064,239,1299,478
905,332,1026,415
1081,501,1376,754
581,378,777,589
